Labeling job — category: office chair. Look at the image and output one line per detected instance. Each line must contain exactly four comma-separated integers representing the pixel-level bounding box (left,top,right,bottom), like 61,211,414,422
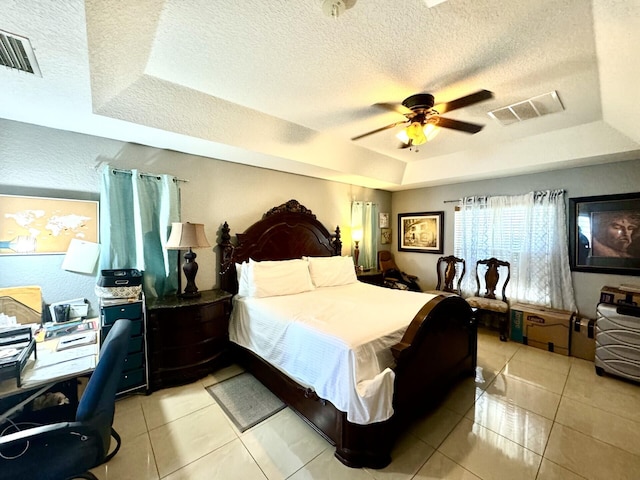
465,258,511,341
378,251,421,292
0,319,132,480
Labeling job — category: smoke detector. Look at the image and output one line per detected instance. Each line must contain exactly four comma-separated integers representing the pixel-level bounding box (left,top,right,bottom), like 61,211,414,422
322,0,346,18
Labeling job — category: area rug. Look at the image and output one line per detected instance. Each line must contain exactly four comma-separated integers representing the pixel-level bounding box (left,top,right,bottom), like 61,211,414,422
206,372,286,432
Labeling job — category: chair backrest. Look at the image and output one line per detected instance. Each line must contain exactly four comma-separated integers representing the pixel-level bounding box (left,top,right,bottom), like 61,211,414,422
76,318,131,456
474,258,511,302
378,250,399,274
435,255,466,294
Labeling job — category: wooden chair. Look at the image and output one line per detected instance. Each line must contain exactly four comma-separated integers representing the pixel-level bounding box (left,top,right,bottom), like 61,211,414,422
435,255,466,295
465,258,511,341
377,251,421,292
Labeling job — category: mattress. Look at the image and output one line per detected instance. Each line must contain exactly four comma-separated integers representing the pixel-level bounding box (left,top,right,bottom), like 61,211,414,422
229,282,436,424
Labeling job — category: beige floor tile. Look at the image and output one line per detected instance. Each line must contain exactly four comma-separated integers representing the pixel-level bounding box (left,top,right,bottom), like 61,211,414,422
113,394,147,440
439,418,542,480
149,403,237,477
475,350,510,387
142,380,216,430
163,438,267,480
288,448,376,480
536,458,585,480
563,367,640,423
477,330,522,358
439,377,484,415
240,407,330,480
365,435,434,480
510,346,571,376
545,423,640,480
502,357,568,394
484,373,561,420
200,363,245,388
465,394,552,455
408,404,463,448
414,451,481,480
555,396,640,457
90,432,159,480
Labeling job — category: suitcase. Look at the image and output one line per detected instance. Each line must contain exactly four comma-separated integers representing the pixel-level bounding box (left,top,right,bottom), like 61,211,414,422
595,303,640,381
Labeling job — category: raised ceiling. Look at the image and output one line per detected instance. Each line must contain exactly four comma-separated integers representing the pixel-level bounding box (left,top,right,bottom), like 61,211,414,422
1,0,638,191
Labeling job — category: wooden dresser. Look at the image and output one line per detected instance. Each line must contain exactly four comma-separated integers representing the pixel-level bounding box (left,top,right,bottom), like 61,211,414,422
145,289,232,392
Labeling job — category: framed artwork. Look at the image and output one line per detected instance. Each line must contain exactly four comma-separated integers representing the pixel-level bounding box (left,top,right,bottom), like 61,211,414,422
0,194,99,255
379,212,389,228
381,228,392,245
569,192,640,275
398,211,444,254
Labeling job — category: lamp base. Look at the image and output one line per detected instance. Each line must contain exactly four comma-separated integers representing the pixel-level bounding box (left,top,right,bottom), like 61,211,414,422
179,248,201,298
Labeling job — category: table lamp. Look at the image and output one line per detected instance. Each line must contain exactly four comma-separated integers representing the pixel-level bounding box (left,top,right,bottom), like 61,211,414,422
166,222,211,298
352,228,363,269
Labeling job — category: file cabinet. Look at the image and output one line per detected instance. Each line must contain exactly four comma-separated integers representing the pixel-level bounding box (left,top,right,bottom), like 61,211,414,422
146,290,232,391
100,296,148,396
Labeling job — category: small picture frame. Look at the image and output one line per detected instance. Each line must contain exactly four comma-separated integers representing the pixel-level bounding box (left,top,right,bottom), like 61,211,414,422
381,228,392,245
569,192,640,275
398,211,444,254
379,212,389,228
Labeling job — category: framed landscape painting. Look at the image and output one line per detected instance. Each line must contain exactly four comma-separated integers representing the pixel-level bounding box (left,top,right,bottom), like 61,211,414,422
398,211,444,254
569,192,640,275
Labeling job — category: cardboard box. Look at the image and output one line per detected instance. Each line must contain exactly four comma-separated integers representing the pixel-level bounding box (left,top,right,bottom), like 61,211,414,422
599,286,640,308
510,303,574,355
570,316,595,361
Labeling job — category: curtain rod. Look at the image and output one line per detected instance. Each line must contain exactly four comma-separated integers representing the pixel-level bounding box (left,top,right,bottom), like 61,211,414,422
444,199,461,204
111,167,189,183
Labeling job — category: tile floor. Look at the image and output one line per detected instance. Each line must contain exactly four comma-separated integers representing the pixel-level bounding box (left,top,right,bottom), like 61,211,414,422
90,329,640,479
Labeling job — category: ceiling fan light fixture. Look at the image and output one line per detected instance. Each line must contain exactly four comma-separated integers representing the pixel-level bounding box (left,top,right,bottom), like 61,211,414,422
322,0,345,18
405,122,427,145
398,121,439,146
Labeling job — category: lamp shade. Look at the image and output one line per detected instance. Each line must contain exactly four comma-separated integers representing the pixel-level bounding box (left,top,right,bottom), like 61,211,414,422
352,228,363,242
166,222,211,250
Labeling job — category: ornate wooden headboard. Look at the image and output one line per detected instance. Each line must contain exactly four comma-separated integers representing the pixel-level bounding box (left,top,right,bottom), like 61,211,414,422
218,199,342,293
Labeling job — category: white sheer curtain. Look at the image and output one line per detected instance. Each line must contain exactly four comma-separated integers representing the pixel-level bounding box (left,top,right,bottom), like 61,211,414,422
351,201,377,269
455,190,576,311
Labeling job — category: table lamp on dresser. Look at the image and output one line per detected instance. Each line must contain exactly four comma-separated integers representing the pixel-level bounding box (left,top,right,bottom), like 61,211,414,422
166,222,211,298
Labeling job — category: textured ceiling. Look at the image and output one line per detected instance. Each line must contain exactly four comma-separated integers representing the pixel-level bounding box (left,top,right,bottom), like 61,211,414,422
1,0,639,190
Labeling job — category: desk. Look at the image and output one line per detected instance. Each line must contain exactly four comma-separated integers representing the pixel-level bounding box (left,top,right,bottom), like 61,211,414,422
0,335,99,423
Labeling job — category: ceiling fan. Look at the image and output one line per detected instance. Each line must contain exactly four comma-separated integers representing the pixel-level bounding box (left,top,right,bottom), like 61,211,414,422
351,89,494,148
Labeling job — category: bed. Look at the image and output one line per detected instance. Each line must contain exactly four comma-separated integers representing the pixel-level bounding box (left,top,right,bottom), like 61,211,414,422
218,200,477,469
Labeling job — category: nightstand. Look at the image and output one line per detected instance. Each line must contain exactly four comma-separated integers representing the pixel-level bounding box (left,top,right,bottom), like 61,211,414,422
145,289,232,392
356,269,385,287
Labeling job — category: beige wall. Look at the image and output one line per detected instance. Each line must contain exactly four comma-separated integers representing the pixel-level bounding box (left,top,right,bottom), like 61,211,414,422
0,119,390,315
392,158,640,318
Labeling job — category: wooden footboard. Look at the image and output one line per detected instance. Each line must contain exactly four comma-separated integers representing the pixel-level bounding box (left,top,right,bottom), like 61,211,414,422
231,292,476,469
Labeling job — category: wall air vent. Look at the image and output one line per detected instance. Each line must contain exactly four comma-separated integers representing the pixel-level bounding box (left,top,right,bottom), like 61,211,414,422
0,29,41,76
488,91,564,126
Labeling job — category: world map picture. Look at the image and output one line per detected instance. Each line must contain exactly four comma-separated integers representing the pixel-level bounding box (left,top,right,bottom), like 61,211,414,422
0,194,98,254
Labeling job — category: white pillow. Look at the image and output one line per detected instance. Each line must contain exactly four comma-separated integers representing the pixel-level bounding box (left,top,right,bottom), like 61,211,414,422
235,262,250,296
305,256,357,287
246,258,315,298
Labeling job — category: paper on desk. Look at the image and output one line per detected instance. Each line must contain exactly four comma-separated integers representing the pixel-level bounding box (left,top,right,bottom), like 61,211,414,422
22,355,96,386
34,344,97,368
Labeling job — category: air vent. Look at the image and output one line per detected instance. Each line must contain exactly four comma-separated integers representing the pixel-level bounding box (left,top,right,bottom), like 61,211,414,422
488,91,564,126
0,29,41,76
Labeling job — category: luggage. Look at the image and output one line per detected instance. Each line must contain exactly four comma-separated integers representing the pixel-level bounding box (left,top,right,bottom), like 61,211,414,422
595,303,640,381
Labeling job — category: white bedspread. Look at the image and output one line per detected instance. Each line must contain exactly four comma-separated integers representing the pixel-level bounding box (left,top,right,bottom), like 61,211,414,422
229,282,436,424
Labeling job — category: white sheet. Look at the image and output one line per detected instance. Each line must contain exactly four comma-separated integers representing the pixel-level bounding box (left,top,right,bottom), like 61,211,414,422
229,282,436,424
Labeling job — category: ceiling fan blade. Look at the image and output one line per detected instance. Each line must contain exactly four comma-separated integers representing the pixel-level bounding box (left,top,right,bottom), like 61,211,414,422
373,102,414,116
398,140,412,149
351,121,407,141
430,116,484,134
436,89,493,114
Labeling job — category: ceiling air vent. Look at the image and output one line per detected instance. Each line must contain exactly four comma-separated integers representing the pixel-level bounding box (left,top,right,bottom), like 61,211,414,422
488,91,564,126
0,29,41,76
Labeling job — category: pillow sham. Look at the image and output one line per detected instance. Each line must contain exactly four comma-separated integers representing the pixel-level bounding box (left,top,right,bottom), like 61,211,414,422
246,258,315,298
235,262,250,297
305,255,357,287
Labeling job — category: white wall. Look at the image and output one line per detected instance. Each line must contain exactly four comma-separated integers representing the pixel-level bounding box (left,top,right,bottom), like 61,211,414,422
392,158,640,318
0,119,391,317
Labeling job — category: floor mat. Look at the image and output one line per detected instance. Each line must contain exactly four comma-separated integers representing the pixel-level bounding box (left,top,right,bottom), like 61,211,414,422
206,372,286,432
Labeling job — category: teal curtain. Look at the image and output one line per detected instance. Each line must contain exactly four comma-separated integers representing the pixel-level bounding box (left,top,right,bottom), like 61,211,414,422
99,166,181,298
351,201,377,269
